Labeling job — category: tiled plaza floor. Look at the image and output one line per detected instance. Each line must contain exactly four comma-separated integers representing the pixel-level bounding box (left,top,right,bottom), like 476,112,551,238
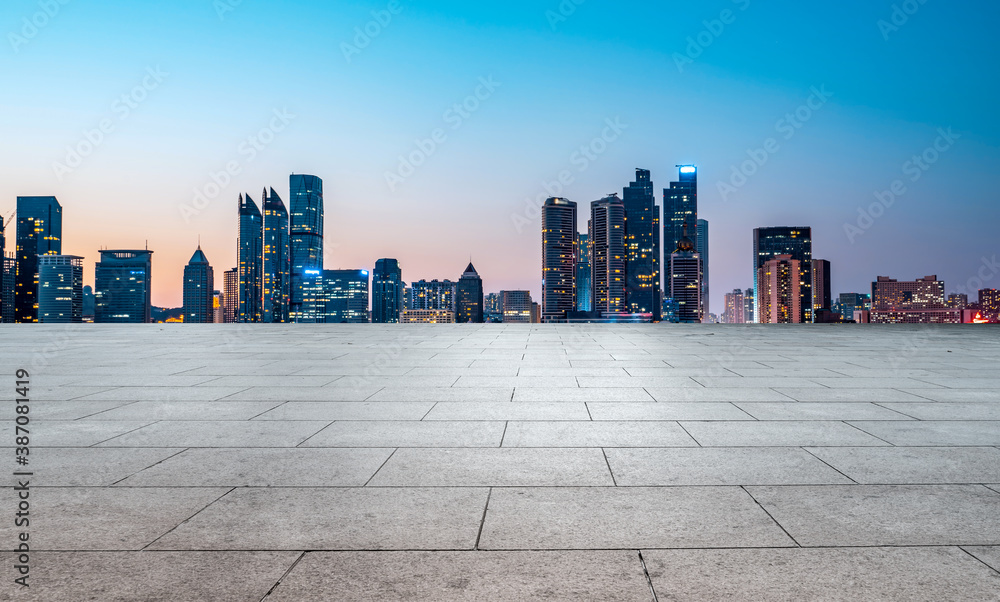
1,324,999,600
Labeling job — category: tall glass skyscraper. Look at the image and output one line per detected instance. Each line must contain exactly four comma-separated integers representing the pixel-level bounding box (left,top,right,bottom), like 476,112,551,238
262,187,290,323
372,258,404,324
321,269,369,323
575,233,592,312
238,193,263,323
15,196,62,322
95,250,153,323
812,259,832,319
753,227,813,323
664,166,697,261
590,195,626,315
622,169,660,320
38,255,83,323
668,225,702,323
456,262,484,323
541,197,577,322
290,174,324,322
697,219,709,321
183,246,215,324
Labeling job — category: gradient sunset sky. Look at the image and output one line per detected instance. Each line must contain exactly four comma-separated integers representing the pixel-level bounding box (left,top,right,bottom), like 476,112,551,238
2,0,998,310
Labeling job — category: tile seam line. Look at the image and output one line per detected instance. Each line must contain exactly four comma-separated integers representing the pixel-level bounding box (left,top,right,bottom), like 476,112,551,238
637,550,660,602
842,421,896,447
799,447,859,485
473,488,493,551
362,448,399,487
140,486,237,551
958,546,1000,577
109,447,190,486
259,550,307,602
740,485,801,548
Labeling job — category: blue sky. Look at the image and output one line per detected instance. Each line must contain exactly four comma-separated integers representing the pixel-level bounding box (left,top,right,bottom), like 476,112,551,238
2,0,998,309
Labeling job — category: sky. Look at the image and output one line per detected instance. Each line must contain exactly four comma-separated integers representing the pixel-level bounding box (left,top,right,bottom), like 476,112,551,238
2,0,999,311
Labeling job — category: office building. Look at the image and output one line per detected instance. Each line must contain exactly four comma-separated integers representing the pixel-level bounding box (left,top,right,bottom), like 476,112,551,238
262,187,290,323
213,291,223,323
238,193,263,323
662,297,680,323
541,197,577,322
978,289,999,322
15,196,62,322
456,262,484,323
321,269,369,323
94,250,153,323
502,290,534,323
484,292,502,322
401,309,455,324
947,293,968,309
591,195,626,315
664,166,698,260
576,233,592,312
870,275,960,323
668,225,702,324
757,255,802,324
724,289,746,324
290,174,324,322
623,169,661,320
2,253,15,323
37,255,83,323
812,259,832,322
411,280,456,311
182,246,215,324
753,227,812,323
744,288,755,324
82,285,95,322
835,293,871,321
372,258,404,324
696,219,709,321
223,268,238,324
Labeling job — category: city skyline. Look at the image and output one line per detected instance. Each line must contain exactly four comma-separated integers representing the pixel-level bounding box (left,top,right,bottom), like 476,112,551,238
2,2,999,310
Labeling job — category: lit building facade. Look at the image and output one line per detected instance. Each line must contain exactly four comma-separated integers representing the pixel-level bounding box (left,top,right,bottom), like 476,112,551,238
372,258,404,324
223,268,239,324
238,193,263,323
94,250,153,324
757,254,802,324
871,275,960,323
668,226,702,323
834,293,871,321
723,289,746,324
590,195,626,315
575,233,592,312
753,227,812,323
946,293,968,309
321,269,369,323
664,166,698,265
262,187,290,323
15,196,62,322
401,309,455,324
484,292,502,322
182,247,214,324
979,289,999,322
744,288,755,324
411,280,456,311
812,259,832,321
696,219,709,321
456,263,484,323
38,255,83,323
541,197,577,322
289,174,324,322
501,290,533,323
622,169,660,320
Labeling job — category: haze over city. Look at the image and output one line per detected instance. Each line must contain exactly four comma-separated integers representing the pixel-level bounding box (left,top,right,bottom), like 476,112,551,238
3,0,998,310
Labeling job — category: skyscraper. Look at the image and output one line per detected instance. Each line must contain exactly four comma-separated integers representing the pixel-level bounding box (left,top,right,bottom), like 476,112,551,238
262,187,290,323
321,269,369,323
622,169,661,320
744,288,755,324
15,196,62,322
238,193,263,323
501,290,534,323
575,232,592,312
183,246,215,324
979,289,999,322
37,255,83,323
590,195,626,315
664,166,698,263
541,197,577,322
668,225,702,323
753,227,813,323
757,255,802,324
372,258,404,324
0,214,9,323
411,280,457,311
696,219,709,322
94,250,153,323
223,268,239,323
724,289,746,324
290,174,324,322
812,259,832,320
456,262,484,323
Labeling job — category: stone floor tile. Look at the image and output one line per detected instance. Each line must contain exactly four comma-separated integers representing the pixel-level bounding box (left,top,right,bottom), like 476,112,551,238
301,421,505,447
501,421,698,447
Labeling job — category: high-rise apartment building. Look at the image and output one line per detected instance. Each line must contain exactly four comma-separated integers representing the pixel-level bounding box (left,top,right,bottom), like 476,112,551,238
575,233,592,312
590,195,626,315
411,280,456,311
812,259,832,321
372,258,404,324
946,293,969,309
871,275,960,323
757,255,802,324
484,292,501,322
622,169,660,320
501,290,534,323
753,227,812,323
723,289,746,324
223,268,239,324
183,246,214,324
94,250,153,323
238,193,263,323
290,174,324,322
0,215,10,322
979,289,999,322
541,197,577,322
38,255,83,323
262,187,290,323
744,288,755,324
456,263,484,323
668,226,702,323
15,196,62,322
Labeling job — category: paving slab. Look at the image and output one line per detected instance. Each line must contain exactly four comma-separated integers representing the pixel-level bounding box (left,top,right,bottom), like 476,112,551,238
368,387,513,402
95,420,330,447
605,447,854,486
1,399,135,420
587,402,753,421
804,447,1000,484
224,386,383,402
849,421,1000,446
253,401,434,421
645,387,794,402
897,389,1000,402
151,488,489,550
501,421,698,447
773,388,931,402
879,402,1000,421
71,386,250,401
301,421,505,447
268,551,651,602
0,448,179,486
424,402,590,421
963,546,1000,573
643,547,1000,602
0,420,153,447
747,484,1000,546
83,401,281,421
119,448,394,487
679,421,889,447
0,551,299,601
512,387,655,402
735,402,912,421
479,487,794,549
